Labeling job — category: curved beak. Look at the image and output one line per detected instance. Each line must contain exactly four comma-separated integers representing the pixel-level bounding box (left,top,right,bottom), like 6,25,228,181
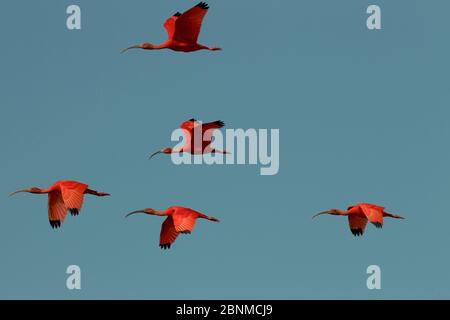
125,210,147,218
312,210,332,219
121,45,141,54
9,189,28,197
149,150,163,160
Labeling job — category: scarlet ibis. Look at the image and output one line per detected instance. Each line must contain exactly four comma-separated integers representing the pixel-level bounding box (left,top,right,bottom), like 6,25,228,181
313,203,404,236
10,180,110,229
126,206,220,249
121,2,221,53
149,118,228,159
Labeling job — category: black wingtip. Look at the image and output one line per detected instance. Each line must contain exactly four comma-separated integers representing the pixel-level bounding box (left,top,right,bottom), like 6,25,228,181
188,118,198,122
372,222,383,229
49,220,61,229
215,120,225,127
197,2,209,10
69,208,79,216
173,12,182,17
160,243,172,250
351,228,363,236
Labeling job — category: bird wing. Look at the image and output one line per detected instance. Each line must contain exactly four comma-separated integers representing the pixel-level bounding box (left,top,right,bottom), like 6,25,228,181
359,204,384,228
163,12,181,40
60,181,88,212
180,128,193,150
160,216,180,249
48,190,68,228
179,119,202,150
179,118,201,131
172,2,209,43
202,120,225,145
172,208,198,233
348,215,368,236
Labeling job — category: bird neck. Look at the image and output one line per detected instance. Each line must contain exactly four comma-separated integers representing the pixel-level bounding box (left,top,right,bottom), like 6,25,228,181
165,147,183,154
152,209,169,216
143,42,167,50
32,187,51,194
161,207,177,216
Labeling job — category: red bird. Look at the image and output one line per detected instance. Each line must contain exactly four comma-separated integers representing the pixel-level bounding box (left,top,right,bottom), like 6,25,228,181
149,118,228,159
313,203,404,236
121,2,221,53
126,206,220,249
10,180,110,229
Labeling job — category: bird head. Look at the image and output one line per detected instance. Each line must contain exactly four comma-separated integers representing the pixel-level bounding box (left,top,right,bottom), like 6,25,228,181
9,187,42,196
149,148,172,159
312,208,340,219
125,208,156,218
121,42,155,53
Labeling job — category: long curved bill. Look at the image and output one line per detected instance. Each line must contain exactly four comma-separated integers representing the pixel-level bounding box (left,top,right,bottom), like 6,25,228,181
312,210,332,219
9,189,28,197
121,45,140,54
149,150,163,160
125,210,147,218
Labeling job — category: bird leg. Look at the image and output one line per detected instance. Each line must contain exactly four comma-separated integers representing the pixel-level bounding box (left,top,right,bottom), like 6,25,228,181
85,189,110,197
210,149,230,154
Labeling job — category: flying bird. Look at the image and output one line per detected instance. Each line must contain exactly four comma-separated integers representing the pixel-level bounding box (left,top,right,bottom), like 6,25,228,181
312,203,404,236
10,180,110,229
149,118,228,159
126,206,220,249
122,2,221,53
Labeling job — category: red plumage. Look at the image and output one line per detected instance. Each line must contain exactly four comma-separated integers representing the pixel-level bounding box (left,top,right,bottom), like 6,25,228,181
122,2,221,53
126,206,220,249
313,203,404,236
10,180,110,229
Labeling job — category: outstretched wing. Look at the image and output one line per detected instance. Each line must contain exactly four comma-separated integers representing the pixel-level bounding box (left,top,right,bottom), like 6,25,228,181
163,12,181,40
48,190,68,229
179,119,202,151
160,216,179,249
178,119,224,151
359,204,384,228
172,208,199,233
348,215,368,236
173,2,209,43
60,181,88,216
202,120,225,145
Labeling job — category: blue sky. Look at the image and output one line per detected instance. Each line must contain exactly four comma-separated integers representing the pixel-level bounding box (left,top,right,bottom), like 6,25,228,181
0,0,450,299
